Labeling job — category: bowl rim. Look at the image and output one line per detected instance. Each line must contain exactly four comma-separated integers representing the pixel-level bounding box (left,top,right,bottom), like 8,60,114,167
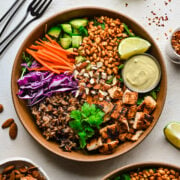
102,161,180,180
11,6,167,162
0,157,49,179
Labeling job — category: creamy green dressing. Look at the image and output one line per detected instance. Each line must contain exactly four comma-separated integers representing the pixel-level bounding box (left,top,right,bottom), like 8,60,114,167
123,54,160,92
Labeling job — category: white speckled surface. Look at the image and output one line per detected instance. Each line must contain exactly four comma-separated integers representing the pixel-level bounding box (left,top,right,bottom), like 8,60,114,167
0,0,180,180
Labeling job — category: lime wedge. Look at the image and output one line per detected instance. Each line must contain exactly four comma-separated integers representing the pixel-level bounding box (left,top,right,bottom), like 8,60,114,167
164,122,180,149
118,37,151,59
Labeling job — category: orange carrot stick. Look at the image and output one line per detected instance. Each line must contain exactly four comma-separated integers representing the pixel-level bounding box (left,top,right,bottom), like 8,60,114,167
26,49,60,74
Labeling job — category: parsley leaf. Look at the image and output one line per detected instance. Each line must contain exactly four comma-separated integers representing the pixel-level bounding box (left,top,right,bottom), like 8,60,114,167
69,103,104,149
118,64,124,70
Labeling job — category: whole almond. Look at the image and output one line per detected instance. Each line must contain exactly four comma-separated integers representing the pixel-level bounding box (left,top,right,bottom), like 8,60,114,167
2,165,15,174
9,123,18,140
0,104,3,113
2,118,14,129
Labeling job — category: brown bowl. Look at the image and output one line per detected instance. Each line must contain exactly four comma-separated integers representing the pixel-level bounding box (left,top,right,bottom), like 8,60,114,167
11,7,167,162
102,162,180,179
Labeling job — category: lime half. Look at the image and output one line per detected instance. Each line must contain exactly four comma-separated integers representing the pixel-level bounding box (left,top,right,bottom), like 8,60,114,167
164,122,180,149
118,37,151,59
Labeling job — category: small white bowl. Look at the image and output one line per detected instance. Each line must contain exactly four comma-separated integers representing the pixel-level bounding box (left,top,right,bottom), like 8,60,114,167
166,27,180,64
0,157,49,180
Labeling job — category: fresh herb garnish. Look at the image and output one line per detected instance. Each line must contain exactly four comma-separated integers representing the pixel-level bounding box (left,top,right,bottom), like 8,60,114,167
106,76,114,84
93,20,106,30
69,103,104,149
137,98,144,105
118,64,124,70
119,78,124,83
123,23,135,37
78,26,88,36
20,52,32,78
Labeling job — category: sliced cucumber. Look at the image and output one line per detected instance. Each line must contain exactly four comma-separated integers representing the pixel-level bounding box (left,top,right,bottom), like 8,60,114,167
61,24,72,34
75,56,86,64
70,19,88,29
72,36,82,48
63,33,71,38
60,38,72,49
48,26,61,38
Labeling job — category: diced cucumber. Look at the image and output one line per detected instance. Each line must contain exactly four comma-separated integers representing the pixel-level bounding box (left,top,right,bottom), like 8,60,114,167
48,26,61,38
75,56,86,64
70,19,88,29
66,48,74,52
61,24,72,34
73,28,80,34
72,36,82,48
60,38,72,49
63,33,71,38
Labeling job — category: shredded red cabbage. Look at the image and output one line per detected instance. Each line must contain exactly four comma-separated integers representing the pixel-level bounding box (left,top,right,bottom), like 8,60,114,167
17,71,78,106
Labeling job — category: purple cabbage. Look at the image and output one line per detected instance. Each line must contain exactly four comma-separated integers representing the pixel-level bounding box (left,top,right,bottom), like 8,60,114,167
17,72,78,106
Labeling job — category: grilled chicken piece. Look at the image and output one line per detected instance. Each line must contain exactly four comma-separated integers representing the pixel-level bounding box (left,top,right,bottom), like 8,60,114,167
119,117,130,131
127,105,137,120
100,124,119,140
133,112,153,130
108,86,123,99
86,137,103,151
122,89,138,105
99,140,119,154
111,100,123,119
137,96,157,114
96,101,114,114
119,133,128,142
131,130,144,141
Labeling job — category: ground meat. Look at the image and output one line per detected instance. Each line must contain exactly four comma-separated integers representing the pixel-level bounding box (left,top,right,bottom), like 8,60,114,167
31,92,85,151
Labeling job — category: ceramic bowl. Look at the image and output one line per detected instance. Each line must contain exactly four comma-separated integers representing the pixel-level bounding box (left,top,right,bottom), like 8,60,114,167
11,7,167,162
166,27,180,64
0,157,49,179
102,162,180,179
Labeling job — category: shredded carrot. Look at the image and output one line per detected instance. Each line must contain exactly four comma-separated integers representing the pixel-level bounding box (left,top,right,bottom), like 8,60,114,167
25,34,79,74
26,49,60,74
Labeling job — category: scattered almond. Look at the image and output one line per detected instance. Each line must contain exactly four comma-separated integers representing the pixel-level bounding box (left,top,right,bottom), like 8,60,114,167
9,122,18,140
2,118,14,129
0,104,3,113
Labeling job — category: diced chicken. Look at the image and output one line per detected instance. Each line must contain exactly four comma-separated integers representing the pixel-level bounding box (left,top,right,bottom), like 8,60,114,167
86,137,103,151
102,83,111,91
120,107,128,117
119,117,129,131
131,130,144,141
103,114,111,122
99,140,119,154
100,124,119,139
108,86,123,99
111,100,123,119
127,105,137,120
137,96,157,114
96,101,114,114
133,112,153,130
122,89,138,105
119,133,128,142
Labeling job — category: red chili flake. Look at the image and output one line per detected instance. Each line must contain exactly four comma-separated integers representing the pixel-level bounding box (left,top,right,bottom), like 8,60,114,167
168,0,171,2
165,33,168,36
148,23,151,26
171,31,180,55
125,3,128,7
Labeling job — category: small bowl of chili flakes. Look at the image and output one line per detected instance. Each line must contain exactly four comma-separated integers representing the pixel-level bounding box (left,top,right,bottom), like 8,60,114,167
166,28,180,64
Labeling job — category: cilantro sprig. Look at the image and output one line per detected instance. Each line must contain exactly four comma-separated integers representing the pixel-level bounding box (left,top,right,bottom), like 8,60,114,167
21,52,33,79
69,103,104,149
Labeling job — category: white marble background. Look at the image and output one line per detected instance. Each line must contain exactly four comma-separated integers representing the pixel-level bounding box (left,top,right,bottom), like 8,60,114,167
0,0,180,179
